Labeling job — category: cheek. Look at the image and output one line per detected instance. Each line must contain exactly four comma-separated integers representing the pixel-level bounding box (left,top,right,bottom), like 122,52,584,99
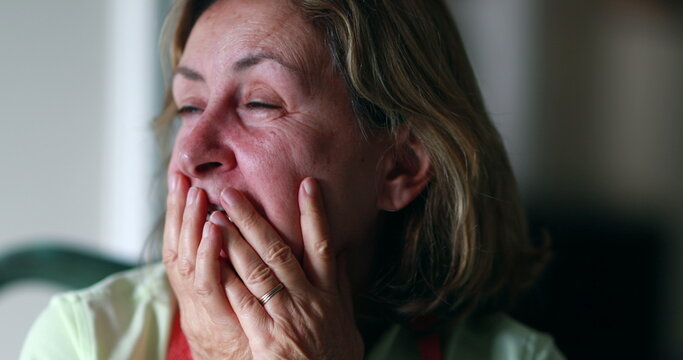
249,127,382,251
234,132,312,255
239,125,330,179
238,123,355,252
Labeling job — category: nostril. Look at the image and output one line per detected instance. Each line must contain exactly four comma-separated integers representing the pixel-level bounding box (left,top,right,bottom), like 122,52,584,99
195,162,222,174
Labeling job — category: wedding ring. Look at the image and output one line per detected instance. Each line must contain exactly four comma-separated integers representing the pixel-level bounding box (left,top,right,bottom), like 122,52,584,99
258,283,284,305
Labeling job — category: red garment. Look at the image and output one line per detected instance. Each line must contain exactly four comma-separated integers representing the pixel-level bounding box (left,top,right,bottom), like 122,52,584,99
167,311,441,360
167,311,193,360
410,316,443,360
416,334,441,360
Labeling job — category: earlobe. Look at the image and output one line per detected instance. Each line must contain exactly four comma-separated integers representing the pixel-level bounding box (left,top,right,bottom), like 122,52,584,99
377,130,432,211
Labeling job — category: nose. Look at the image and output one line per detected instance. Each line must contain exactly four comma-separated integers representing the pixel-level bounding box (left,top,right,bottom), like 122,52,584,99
175,115,237,179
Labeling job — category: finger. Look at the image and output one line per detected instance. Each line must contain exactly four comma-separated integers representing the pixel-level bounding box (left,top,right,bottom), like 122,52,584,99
223,263,271,336
163,173,190,266
209,211,287,309
193,221,236,321
299,177,336,291
219,189,308,290
177,187,208,278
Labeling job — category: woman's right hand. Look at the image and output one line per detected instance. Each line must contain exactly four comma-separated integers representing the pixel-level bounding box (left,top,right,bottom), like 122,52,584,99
162,172,251,360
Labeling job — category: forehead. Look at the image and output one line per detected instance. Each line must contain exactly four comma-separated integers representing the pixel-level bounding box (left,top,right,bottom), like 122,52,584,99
181,0,328,80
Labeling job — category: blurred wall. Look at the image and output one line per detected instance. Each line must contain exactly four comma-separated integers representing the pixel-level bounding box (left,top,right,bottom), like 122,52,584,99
448,0,538,192
0,0,106,258
0,0,165,358
0,1,108,358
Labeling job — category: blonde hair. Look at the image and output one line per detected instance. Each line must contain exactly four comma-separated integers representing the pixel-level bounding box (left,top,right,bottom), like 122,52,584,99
156,0,548,321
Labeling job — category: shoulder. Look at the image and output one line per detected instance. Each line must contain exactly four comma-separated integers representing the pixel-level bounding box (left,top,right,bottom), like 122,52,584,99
55,262,171,312
443,313,565,360
367,313,564,360
20,264,174,360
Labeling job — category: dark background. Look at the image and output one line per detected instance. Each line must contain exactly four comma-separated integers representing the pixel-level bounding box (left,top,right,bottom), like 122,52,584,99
451,0,683,358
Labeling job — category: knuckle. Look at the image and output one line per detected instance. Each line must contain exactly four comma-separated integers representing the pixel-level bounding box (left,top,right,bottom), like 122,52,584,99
193,281,215,297
244,263,272,286
196,247,213,261
265,242,295,266
235,292,260,312
177,258,195,277
314,240,332,259
208,315,233,327
162,249,178,265
238,209,260,230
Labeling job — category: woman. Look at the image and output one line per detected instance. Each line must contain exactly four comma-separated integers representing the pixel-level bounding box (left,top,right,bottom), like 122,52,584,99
22,0,563,359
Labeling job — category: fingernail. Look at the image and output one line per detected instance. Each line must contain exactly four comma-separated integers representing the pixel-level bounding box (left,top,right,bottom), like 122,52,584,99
302,178,315,196
187,187,198,205
202,221,211,237
209,211,230,226
221,188,240,207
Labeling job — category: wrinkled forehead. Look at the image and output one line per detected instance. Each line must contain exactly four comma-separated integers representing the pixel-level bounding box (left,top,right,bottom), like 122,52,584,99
181,0,331,88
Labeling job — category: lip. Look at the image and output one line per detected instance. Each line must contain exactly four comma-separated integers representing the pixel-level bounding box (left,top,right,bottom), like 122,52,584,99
200,188,224,214
204,192,222,208
197,188,232,219
208,202,225,213
206,202,227,220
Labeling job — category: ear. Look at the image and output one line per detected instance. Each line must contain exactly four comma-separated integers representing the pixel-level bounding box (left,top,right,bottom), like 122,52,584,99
377,129,432,211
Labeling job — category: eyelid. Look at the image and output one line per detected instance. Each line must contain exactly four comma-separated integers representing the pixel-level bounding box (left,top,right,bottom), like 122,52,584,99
245,101,281,109
177,105,203,115
241,84,285,109
174,94,206,112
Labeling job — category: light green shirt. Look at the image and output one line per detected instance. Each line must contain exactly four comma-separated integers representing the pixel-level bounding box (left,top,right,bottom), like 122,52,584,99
21,265,564,360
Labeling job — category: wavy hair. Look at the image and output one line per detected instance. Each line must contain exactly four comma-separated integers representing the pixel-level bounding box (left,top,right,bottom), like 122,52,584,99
156,0,548,321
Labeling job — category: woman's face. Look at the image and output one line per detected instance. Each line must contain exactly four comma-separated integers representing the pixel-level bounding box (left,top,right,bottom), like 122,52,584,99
169,0,389,258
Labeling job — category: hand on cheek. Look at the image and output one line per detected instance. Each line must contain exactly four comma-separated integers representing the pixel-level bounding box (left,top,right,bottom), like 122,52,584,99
163,174,362,360
217,178,363,360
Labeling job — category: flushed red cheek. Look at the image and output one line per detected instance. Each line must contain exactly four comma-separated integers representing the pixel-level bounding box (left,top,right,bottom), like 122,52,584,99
233,147,304,242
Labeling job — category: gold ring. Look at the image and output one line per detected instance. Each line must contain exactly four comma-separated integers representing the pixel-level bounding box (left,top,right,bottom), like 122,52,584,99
258,283,284,305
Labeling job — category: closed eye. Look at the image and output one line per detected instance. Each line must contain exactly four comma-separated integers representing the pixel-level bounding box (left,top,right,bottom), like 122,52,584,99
246,101,281,110
177,105,203,115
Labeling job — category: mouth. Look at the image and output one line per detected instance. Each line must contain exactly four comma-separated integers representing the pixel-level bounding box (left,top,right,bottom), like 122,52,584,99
206,202,228,220
208,202,225,213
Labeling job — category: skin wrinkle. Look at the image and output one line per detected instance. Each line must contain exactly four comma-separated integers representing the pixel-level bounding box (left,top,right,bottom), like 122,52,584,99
213,1,323,96
170,0,390,277
155,0,548,327
174,1,337,108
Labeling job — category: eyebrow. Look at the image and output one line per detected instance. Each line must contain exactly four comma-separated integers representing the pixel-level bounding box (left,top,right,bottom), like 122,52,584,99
174,66,205,82
173,52,300,83
233,52,300,74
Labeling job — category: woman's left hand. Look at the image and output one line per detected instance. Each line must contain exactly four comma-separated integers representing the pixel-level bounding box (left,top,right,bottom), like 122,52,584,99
206,177,364,360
